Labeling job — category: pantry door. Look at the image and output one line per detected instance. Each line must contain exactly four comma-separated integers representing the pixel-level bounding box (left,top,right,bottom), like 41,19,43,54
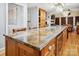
39,8,46,28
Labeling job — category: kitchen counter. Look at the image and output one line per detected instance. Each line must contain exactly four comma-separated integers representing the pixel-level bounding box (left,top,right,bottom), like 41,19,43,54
4,25,67,51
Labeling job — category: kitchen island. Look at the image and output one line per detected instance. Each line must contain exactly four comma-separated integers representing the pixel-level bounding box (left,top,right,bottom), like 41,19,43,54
4,26,67,56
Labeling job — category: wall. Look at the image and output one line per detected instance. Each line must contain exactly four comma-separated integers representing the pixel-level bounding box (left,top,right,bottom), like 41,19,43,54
0,3,6,49
55,10,79,17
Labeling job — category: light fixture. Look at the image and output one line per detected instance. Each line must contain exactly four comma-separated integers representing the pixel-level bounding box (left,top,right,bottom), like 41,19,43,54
52,3,71,16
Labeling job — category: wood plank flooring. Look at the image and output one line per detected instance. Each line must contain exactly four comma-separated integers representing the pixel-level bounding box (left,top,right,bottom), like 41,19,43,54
0,31,79,56
62,31,79,56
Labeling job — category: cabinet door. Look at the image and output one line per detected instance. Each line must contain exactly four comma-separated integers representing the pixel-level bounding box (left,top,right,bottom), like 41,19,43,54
56,33,63,56
5,36,17,56
17,43,39,56
41,39,56,56
63,29,67,45
39,8,46,28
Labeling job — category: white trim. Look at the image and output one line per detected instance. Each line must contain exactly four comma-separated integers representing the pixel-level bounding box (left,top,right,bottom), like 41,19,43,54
5,3,8,35
66,17,67,25
59,17,61,25
73,16,75,26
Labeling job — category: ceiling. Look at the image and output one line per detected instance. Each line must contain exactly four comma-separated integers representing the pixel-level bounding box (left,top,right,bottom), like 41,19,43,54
27,3,79,12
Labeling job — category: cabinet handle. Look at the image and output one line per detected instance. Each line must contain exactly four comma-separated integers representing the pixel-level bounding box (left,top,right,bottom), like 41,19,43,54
48,46,52,51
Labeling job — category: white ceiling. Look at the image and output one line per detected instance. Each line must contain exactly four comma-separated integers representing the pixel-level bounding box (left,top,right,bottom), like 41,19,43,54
27,3,79,12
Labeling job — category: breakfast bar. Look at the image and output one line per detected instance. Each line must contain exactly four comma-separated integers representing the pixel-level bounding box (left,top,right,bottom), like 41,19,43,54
4,26,67,56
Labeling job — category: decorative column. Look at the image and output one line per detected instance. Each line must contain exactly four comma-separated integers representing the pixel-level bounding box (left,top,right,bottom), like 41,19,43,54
59,17,61,25
66,17,68,25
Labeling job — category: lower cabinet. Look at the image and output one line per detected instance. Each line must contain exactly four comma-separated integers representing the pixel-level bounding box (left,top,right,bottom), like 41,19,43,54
5,36,56,56
17,43,40,56
41,39,56,56
56,33,63,56
56,28,67,56
63,29,67,44
6,37,17,56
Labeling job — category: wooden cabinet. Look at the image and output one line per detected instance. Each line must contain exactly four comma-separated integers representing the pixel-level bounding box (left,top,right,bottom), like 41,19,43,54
63,28,67,45
5,36,17,56
17,43,40,56
39,8,47,28
5,28,67,56
56,28,67,56
5,36,56,56
41,39,56,56
56,33,63,56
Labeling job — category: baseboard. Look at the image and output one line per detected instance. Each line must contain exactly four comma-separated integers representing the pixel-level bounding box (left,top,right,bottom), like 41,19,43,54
0,47,5,54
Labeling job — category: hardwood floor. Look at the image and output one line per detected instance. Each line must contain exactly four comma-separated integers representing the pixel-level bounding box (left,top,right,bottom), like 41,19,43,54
62,31,79,56
0,31,79,56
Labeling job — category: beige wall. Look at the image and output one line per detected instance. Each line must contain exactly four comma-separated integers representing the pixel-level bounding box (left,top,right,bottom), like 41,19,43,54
47,9,79,26
55,10,79,17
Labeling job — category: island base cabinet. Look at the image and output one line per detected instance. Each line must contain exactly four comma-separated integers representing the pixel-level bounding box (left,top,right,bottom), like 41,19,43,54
56,33,63,56
5,28,67,56
63,28,67,45
41,39,56,56
5,36,56,56
5,36,40,56
5,36,17,56
17,43,40,56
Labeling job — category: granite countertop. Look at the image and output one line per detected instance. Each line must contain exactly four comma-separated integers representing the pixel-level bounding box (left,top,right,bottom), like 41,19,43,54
5,25,66,50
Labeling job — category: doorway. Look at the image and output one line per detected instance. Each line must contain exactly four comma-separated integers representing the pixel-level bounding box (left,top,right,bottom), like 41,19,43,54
55,17,59,25
61,17,66,25
68,17,73,25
